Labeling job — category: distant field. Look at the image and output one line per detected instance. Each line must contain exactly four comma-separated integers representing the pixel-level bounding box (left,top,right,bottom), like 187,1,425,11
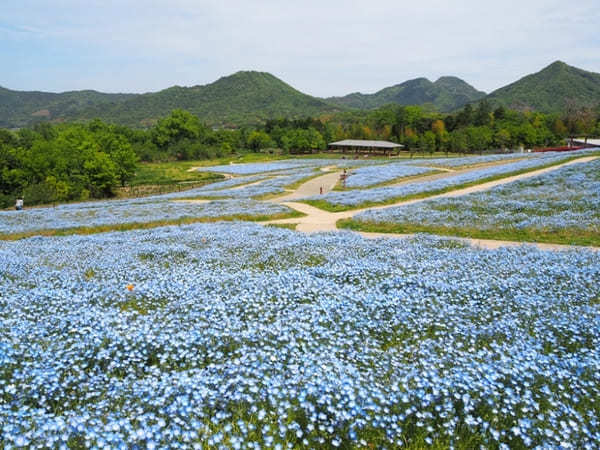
302,152,591,211
344,157,600,246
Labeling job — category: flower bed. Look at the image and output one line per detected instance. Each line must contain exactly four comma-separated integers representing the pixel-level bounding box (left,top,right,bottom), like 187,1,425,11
345,163,436,188
349,158,600,246
0,199,292,235
1,223,599,447
304,153,586,209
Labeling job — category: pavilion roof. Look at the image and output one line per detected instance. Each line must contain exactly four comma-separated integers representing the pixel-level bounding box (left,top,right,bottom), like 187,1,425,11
328,139,404,149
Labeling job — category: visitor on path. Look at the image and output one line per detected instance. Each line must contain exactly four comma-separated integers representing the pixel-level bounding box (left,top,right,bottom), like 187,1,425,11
15,198,23,211
320,186,323,195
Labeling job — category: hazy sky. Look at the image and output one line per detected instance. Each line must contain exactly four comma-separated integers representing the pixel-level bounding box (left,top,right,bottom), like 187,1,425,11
2,0,599,97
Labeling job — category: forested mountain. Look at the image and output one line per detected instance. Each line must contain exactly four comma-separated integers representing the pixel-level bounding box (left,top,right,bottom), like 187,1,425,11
486,61,600,112
2,63,600,129
0,72,341,129
326,77,486,112
64,71,344,128
0,87,136,129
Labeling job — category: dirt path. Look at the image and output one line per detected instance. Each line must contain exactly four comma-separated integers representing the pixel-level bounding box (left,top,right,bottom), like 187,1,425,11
264,155,599,249
230,178,270,191
172,199,210,204
359,232,599,252
186,167,236,180
274,171,341,202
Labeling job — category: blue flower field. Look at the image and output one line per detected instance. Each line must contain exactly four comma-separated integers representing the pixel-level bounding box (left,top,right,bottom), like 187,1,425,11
351,158,600,246
303,152,589,209
0,198,294,236
344,164,436,188
1,223,599,448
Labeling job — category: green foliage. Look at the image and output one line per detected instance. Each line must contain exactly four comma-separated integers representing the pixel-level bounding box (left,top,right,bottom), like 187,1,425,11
2,91,597,209
0,122,138,207
246,130,273,151
420,131,437,155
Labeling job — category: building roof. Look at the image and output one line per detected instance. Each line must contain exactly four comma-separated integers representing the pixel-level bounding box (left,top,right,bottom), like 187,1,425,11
328,139,404,149
572,138,600,147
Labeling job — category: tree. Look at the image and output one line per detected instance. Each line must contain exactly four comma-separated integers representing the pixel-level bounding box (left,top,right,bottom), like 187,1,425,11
455,104,474,128
220,141,233,155
577,108,597,143
449,130,468,154
152,109,204,149
98,133,138,186
515,123,537,149
474,100,492,127
111,146,139,187
551,119,568,137
83,152,118,197
420,131,437,156
466,127,492,154
402,128,419,154
494,129,512,150
246,130,273,151
563,101,596,143
493,106,506,121
45,175,70,203
431,120,449,152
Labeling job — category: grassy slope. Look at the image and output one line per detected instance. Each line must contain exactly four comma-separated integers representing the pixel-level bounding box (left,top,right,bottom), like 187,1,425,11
130,164,224,186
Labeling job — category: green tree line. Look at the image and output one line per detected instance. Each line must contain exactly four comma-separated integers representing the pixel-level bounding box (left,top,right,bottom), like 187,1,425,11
2,104,599,208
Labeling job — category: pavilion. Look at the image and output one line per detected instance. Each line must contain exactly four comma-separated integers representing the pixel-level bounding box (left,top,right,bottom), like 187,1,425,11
327,139,405,156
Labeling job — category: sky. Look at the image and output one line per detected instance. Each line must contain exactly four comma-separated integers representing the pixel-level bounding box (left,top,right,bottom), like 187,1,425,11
1,0,599,97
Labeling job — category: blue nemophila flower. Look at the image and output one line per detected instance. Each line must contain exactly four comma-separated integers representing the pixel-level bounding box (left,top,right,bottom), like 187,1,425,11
0,221,599,447
0,198,292,235
356,158,600,235
306,150,594,206
344,163,435,188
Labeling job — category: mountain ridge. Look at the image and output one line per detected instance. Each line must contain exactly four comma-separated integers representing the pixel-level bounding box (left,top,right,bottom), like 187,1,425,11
325,76,487,112
0,71,343,128
486,60,600,112
1,61,599,128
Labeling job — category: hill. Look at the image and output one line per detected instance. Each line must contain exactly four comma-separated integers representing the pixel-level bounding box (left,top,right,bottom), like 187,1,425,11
0,72,342,129
0,87,136,128
486,61,600,112
326,76,486,112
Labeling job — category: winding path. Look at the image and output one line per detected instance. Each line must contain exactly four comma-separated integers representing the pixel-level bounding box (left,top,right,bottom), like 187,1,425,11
265,155,599,251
